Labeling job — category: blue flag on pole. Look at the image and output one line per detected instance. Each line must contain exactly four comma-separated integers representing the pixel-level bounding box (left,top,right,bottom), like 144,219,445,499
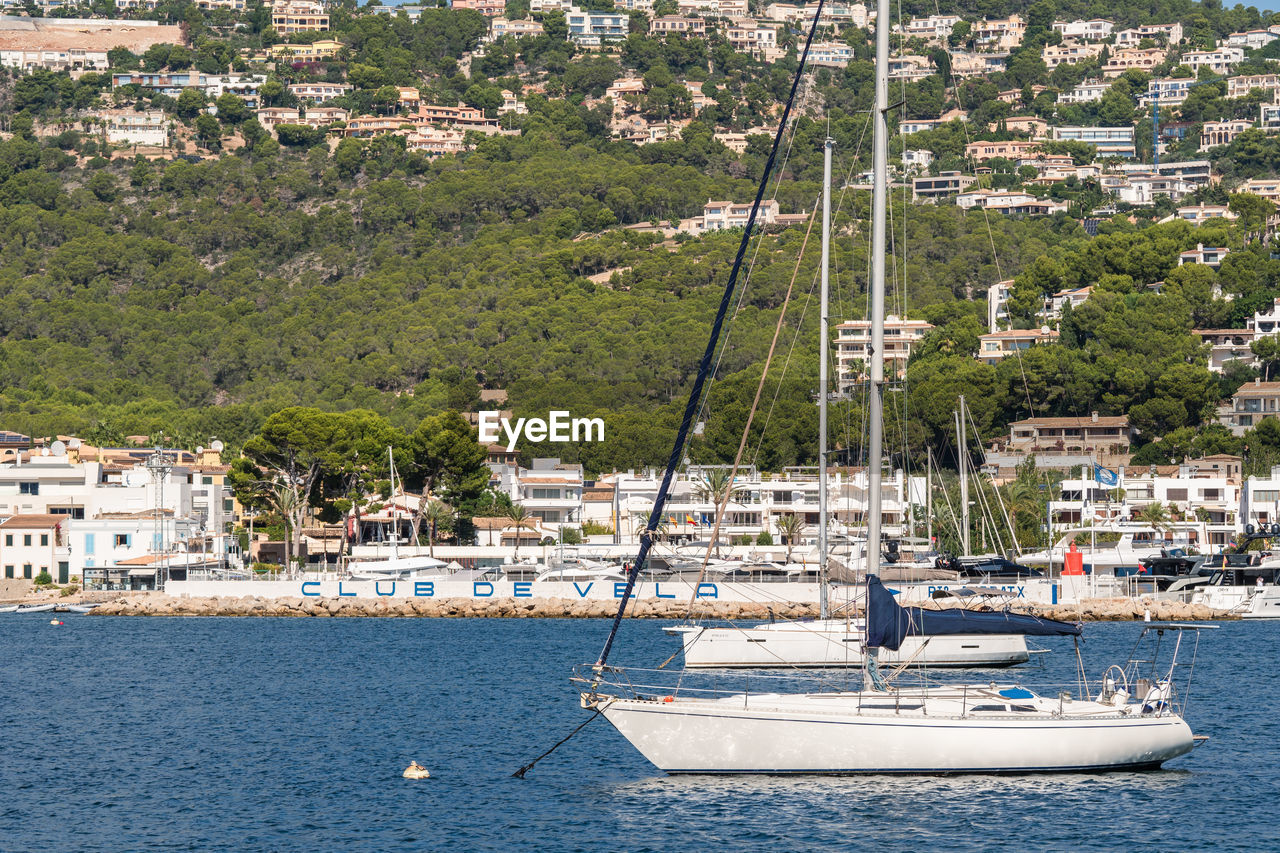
1094,464,1118,487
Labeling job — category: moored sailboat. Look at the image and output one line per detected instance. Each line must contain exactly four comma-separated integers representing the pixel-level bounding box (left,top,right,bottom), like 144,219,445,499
579,0,1207,774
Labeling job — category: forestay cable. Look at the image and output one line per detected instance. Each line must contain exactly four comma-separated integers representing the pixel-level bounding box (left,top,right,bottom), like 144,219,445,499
594,0,829,672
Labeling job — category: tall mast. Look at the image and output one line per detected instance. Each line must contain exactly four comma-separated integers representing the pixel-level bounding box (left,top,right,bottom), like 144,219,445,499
865,0,889,579
819,137,833,619
956,398,970,555
388,445,399,561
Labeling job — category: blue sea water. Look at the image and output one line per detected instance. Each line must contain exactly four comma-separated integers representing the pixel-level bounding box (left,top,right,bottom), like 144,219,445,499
0,615,1277,852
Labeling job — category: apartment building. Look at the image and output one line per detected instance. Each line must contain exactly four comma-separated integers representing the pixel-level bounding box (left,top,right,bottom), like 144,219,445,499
977,328,1059,365
1051,19,1113,40
271,40,344,61
271,0,329,33
1140,77,1196,107
451,0,506,15
1194,329,1256,374
1201,119,1253,150
990,413,1136,471
677,0,748,16
1224,380,1280,434
956,189,1068,215
1113,23,1183,48
650,15,706,35
834,316,934,388
810,41,855,68
725,19,777,55
96,109,170,146
1059,81,1111,104
1172,203,1237,224
1179,244,1230,267
1229,74,1280,100
565,6,628,44
1236,176,1280,201
1101,48,1166,77
404,127,470,157
488,17,545,39
973,15,1024,51
1183,47,1244,76
1042,41,1103,68
1225,30,1277,50
288,82,353,102
679,199,799,233
912,171,978,201
1053,125,1135,158
901,13,960,41
964,139,1039,163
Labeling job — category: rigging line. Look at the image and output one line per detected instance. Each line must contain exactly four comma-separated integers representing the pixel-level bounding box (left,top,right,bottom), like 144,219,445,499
683,196,822,622
594,0,830,672
695,79,809,433
510,707,605,779
967,403,1021,554
752,110,872,469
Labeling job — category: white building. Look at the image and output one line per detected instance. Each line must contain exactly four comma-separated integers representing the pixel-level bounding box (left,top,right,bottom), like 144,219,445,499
97,110,170,146
0,515,69,584
1051,19,1112,40
1179,244,1230,267
1225,30,1278,51
1053,126,1136,158
1058,81,1111,105
1182,47,1244,76
565,5,628,44
1113,23,1183,48
1140,77,1196,107
901,14,960,41
288,82,353,103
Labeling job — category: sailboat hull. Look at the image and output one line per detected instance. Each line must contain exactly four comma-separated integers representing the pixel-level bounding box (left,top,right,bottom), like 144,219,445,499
672,622,1030,668
588,691,1194,774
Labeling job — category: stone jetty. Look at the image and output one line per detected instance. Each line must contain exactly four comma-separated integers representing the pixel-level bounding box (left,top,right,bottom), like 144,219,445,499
88,595,1234,621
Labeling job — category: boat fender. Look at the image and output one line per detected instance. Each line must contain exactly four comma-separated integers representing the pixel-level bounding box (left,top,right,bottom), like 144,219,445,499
662,696,675,703
1111,688,1129,708
49,620,63,626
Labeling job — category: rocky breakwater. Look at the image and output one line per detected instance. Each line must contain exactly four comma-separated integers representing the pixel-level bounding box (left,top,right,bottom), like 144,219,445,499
90,595,824,619
1010,597,1235,622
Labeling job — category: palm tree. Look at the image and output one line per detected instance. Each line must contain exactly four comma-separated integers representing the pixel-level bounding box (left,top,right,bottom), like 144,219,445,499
505,503,532,559
1134,501,1170,534
423,500,452,559
774,513,805,563
694,468,737,506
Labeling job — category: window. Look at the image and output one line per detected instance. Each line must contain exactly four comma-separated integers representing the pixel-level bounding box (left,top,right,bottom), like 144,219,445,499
22,564,31,579
203,476,214,485
1167,488,1188,501
18,482,38,495
3,565,11,579
115,534,129,547
39,534,47,546
23,534,31,547
3,534,10,547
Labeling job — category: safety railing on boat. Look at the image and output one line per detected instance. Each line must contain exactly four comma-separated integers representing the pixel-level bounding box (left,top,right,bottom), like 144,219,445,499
572,664,1189,719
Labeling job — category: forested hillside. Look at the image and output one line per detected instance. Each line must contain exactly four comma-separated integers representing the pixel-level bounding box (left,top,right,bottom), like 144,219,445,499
7,0,1280,474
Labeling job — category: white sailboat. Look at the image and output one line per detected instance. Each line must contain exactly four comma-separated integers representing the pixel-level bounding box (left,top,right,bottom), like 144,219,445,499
667,139,1041,670
581,0,1206,773
346,447,450,581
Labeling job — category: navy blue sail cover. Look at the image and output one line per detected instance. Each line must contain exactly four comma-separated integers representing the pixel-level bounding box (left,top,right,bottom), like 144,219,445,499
865,575,1082,651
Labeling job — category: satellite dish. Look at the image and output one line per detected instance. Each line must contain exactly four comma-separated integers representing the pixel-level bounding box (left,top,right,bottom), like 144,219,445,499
40,447,49,456
69,438,81,449
196,446,204,455
50,440,66,457
211,440,224,452
124,472,147,488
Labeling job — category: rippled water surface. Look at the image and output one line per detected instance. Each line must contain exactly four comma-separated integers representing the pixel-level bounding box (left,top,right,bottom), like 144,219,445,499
0,615,1275,851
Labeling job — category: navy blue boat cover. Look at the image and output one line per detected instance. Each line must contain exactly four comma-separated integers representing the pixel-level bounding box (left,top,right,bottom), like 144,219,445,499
865,575,1082,651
